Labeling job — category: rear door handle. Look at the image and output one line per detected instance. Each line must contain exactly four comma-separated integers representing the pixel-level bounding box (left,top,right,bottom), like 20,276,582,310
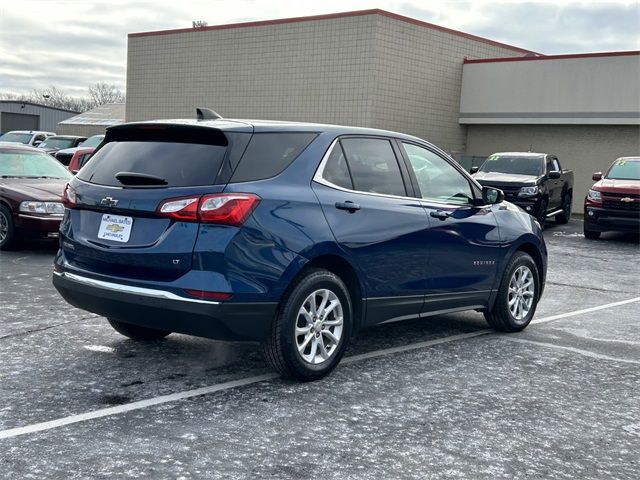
335,201,360,212
430,210,450,220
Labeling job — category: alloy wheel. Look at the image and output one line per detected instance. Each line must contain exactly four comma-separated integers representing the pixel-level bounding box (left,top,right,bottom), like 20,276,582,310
508,265,535,323
0,211,8,243
295,289,344,365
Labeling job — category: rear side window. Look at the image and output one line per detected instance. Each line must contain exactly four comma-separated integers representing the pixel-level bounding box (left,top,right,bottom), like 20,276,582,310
340,138,406,196
230,133,317,183
322,143,353,189
77,142,227,187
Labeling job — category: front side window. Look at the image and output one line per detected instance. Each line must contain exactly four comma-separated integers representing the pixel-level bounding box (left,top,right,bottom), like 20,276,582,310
340,138,406,196
402,143,474,205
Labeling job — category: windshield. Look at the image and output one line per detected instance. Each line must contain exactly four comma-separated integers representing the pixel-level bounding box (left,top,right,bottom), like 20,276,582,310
38,138,75,150
607,159,640,180
80,135,104,148
478,154,545,176
0,132,32,144
0,151,72,179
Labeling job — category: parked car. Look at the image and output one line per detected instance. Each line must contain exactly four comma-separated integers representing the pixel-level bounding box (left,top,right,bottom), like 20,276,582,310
37,135,87,155
0,130,55,147
53,112,547,381
0,143,72,249
584,157,640,239
67,147,96,174
55,134,104,166
471,152,574,227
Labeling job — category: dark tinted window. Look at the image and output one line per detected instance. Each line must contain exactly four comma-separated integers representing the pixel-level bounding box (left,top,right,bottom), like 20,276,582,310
230,133,317,183
322,143,353,189
77,141,227,187
340,138,406,196
77,153,93,169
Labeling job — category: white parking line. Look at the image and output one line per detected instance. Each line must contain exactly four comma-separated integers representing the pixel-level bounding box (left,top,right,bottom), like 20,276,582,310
1,297,638,440
504,337,640,365
531,297,640,325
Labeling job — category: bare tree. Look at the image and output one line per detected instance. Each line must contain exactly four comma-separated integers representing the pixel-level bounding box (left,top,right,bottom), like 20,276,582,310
88,82,125,106
1,83,125,112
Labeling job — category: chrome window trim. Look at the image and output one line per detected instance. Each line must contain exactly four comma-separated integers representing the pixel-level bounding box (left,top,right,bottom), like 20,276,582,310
53,271,220,305
313,138,416,202
314,137,481,207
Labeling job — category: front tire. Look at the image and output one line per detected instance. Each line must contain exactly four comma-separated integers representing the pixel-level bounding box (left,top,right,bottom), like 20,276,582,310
0,204,16,250
556,193,572,224
485,252,539,332
583,227,601,240
262,268,352,381
107,318,171,340
536,199,548,229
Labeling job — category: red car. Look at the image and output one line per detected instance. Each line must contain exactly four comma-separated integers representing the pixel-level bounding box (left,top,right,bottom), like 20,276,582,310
584,156,640,239
0,143,72,249
68,147,96,174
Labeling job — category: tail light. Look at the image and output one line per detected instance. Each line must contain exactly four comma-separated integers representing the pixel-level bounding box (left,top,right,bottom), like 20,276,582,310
157,196,200,221
62,183,77,208
157,193,260,226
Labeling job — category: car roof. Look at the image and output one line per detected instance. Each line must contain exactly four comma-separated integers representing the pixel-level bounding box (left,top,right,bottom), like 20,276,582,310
491,152,547,157
46,135,87,139
0,142,48,153
109,118,432,145
2,130,55,135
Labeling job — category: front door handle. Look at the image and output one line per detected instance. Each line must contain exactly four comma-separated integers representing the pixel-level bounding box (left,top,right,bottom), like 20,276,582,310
335,201,361,212
430,210,450,220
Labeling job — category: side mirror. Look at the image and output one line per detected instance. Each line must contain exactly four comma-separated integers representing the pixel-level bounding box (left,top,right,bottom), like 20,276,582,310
548,171,561,179
33,140,42,147
470,166,479,174
592,172,602,181
482,186,504,205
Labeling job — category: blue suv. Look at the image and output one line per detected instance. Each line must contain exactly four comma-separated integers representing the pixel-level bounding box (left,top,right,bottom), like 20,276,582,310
53,111,547,381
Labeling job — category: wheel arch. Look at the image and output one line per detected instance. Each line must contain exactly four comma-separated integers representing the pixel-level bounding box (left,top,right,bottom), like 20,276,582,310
514,241,546,299
283,253,365,335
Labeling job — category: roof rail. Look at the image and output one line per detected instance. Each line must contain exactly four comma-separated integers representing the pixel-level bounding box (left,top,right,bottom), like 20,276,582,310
196,107,222,120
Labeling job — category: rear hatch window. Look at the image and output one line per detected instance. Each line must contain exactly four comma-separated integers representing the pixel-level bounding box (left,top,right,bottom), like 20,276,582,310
78,126,230,187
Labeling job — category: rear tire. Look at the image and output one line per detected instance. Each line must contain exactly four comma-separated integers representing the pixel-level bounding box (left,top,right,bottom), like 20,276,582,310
0,204,16,250
583,227,601,240
262,268,352,381
485,252,539,332
556,193,572,224
107,318,171,340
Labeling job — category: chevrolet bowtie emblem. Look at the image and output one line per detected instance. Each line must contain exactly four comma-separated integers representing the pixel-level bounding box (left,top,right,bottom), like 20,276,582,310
106,224,124,233
620,197,634,203
100,196,118,207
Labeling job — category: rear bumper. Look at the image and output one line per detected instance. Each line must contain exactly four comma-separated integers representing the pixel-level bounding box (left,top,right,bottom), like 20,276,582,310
52,270,277,342
583,206,640,233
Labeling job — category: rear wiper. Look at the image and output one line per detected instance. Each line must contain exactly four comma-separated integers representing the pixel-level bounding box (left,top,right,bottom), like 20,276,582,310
115,171,168,186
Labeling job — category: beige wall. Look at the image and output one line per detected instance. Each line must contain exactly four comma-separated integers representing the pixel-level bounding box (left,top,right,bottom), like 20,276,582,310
460,54,640,125
368,16,523,153
56,124,109,137
466,124,640,210
126,12,525,155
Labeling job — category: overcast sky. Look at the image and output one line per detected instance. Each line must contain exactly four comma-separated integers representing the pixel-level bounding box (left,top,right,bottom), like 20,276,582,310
1,0,638,97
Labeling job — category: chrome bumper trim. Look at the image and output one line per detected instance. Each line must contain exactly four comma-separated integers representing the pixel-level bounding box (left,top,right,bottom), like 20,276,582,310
18,214,63,221
53,271,220,305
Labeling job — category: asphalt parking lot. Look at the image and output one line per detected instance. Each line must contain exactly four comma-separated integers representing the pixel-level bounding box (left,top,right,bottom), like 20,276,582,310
1,219,638,479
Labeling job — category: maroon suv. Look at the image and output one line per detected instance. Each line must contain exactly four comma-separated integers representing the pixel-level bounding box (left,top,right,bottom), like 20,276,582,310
0,143,72,249
584,156,640,239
